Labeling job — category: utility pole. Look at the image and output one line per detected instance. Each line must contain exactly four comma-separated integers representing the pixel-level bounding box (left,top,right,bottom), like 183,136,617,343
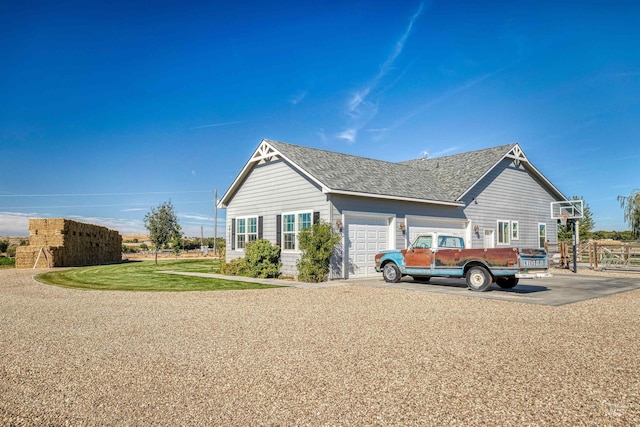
213,189,218,256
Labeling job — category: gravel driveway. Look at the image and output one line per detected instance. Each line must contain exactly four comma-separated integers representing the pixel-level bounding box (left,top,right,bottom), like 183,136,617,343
1,268,639,426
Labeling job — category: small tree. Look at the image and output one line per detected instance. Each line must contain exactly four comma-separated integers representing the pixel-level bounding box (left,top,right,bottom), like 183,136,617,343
296,220,341,282
144,201,182,264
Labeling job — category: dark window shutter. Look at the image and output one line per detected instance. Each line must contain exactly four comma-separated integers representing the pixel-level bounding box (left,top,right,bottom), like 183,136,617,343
276,215,282,246
258,216,263,239
231,218,236,250
313,211,320,224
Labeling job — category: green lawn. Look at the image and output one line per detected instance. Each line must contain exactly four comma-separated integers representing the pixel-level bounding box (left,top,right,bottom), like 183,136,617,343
36,259,281,292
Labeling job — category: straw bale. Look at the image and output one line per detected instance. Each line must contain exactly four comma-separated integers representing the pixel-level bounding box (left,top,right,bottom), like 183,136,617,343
15,218,122,268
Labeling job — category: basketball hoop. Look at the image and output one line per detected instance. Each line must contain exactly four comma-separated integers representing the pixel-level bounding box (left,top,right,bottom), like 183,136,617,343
559,214,569,226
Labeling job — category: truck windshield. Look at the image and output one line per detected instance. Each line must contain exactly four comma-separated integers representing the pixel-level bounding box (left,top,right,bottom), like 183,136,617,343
412,236,432,249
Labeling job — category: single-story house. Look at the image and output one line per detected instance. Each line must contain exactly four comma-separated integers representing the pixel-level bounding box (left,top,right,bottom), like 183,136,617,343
219,139,567,279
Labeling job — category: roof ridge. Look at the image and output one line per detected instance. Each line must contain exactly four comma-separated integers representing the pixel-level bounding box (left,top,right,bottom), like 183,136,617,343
265,138,417,167
400,143,516,164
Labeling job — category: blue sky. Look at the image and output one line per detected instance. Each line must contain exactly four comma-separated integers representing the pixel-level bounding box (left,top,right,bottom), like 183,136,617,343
1,0,638,237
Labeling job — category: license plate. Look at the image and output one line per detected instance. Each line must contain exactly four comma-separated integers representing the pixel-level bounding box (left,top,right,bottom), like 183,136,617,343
521,258,546,268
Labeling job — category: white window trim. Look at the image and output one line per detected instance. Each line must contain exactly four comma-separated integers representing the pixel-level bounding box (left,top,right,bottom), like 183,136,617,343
538,222,547,249
497,219,511,245
236,216,258,250
281,211,312,252
511,221,519,241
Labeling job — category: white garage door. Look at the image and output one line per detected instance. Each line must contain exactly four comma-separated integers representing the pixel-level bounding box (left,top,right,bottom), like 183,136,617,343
345,217,389,278
407,218,468,245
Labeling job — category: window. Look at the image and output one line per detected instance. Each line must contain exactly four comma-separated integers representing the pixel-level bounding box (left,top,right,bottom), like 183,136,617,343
539,223,547,249
497,220,510,245
236,216,258,249
412,235,432,249
283,214,296,250
511,221,519,240
282,211,312,251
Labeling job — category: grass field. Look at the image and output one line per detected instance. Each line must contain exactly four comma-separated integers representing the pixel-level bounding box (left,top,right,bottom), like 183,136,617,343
36,259,281,292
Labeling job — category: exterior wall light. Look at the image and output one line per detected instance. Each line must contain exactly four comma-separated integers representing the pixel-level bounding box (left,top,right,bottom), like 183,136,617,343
399,223,406,234
335,220,343,232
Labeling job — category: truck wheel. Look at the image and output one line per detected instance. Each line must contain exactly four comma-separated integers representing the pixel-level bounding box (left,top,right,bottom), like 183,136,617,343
466,266,492,292
496,276,519,289
382,263,401,283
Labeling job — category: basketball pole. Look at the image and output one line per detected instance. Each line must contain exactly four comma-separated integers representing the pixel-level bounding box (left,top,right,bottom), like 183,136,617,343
572,219,579,273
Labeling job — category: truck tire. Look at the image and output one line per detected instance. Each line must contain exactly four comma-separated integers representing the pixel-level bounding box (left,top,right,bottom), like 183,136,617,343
466,266,492,292
382,263,402,283
496,276,519,289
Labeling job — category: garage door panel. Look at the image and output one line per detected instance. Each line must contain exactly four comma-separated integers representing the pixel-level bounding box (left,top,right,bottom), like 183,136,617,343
346,216,390,278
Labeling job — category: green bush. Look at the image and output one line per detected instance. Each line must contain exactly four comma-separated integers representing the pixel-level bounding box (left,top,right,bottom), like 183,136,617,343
243,239,281,278
0,240,8,253
221,257,247,276
296,220,340,282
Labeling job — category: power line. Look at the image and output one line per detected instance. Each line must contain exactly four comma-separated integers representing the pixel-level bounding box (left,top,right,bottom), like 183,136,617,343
1,201,211,209
0,190,212,197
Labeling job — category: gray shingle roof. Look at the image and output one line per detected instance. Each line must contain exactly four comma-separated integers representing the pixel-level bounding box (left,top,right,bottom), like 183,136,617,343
266,139,516,203
399,143,516,199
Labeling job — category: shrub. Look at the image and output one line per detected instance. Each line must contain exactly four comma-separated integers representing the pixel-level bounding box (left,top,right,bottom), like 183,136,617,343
296,220,340,282
0,240,8,253
221,257,247,276
243,239,281,278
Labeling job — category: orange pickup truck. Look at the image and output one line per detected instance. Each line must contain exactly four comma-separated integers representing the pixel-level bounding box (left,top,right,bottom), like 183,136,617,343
374,233,551,292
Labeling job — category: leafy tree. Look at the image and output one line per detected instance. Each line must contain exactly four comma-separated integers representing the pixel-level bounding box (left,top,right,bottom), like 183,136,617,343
296,220,341,282
618,189,640,239
0,240,8,253
171,235,183,257
143,201,182,264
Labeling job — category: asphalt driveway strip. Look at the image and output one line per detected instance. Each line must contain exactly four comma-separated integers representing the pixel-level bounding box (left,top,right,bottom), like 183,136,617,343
347,271,640,306
163,269,640,306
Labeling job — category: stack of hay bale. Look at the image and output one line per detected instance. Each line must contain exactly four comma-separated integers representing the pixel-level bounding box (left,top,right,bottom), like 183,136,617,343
16,218,122,268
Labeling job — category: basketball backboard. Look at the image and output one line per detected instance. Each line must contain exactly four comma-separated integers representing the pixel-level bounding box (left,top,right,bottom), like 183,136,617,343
551,200,583,224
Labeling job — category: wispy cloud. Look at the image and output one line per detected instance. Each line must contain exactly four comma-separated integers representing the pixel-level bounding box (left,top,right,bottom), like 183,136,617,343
180,213,211,221
337,128,357,144
0,212,35,235
339,1,426,142
290,90,308,105
348,1,425,115
391,69,501,130
187,121,243,130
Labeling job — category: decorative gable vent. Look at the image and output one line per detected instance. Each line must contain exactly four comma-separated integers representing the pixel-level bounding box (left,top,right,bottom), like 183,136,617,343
505,144,527,166
251,140,281,165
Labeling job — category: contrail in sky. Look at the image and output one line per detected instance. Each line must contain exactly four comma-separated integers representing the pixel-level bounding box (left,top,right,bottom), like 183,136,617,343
187,121,243,130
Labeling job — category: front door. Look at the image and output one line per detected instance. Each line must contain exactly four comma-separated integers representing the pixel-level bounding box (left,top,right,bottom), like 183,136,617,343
484,229,495,248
